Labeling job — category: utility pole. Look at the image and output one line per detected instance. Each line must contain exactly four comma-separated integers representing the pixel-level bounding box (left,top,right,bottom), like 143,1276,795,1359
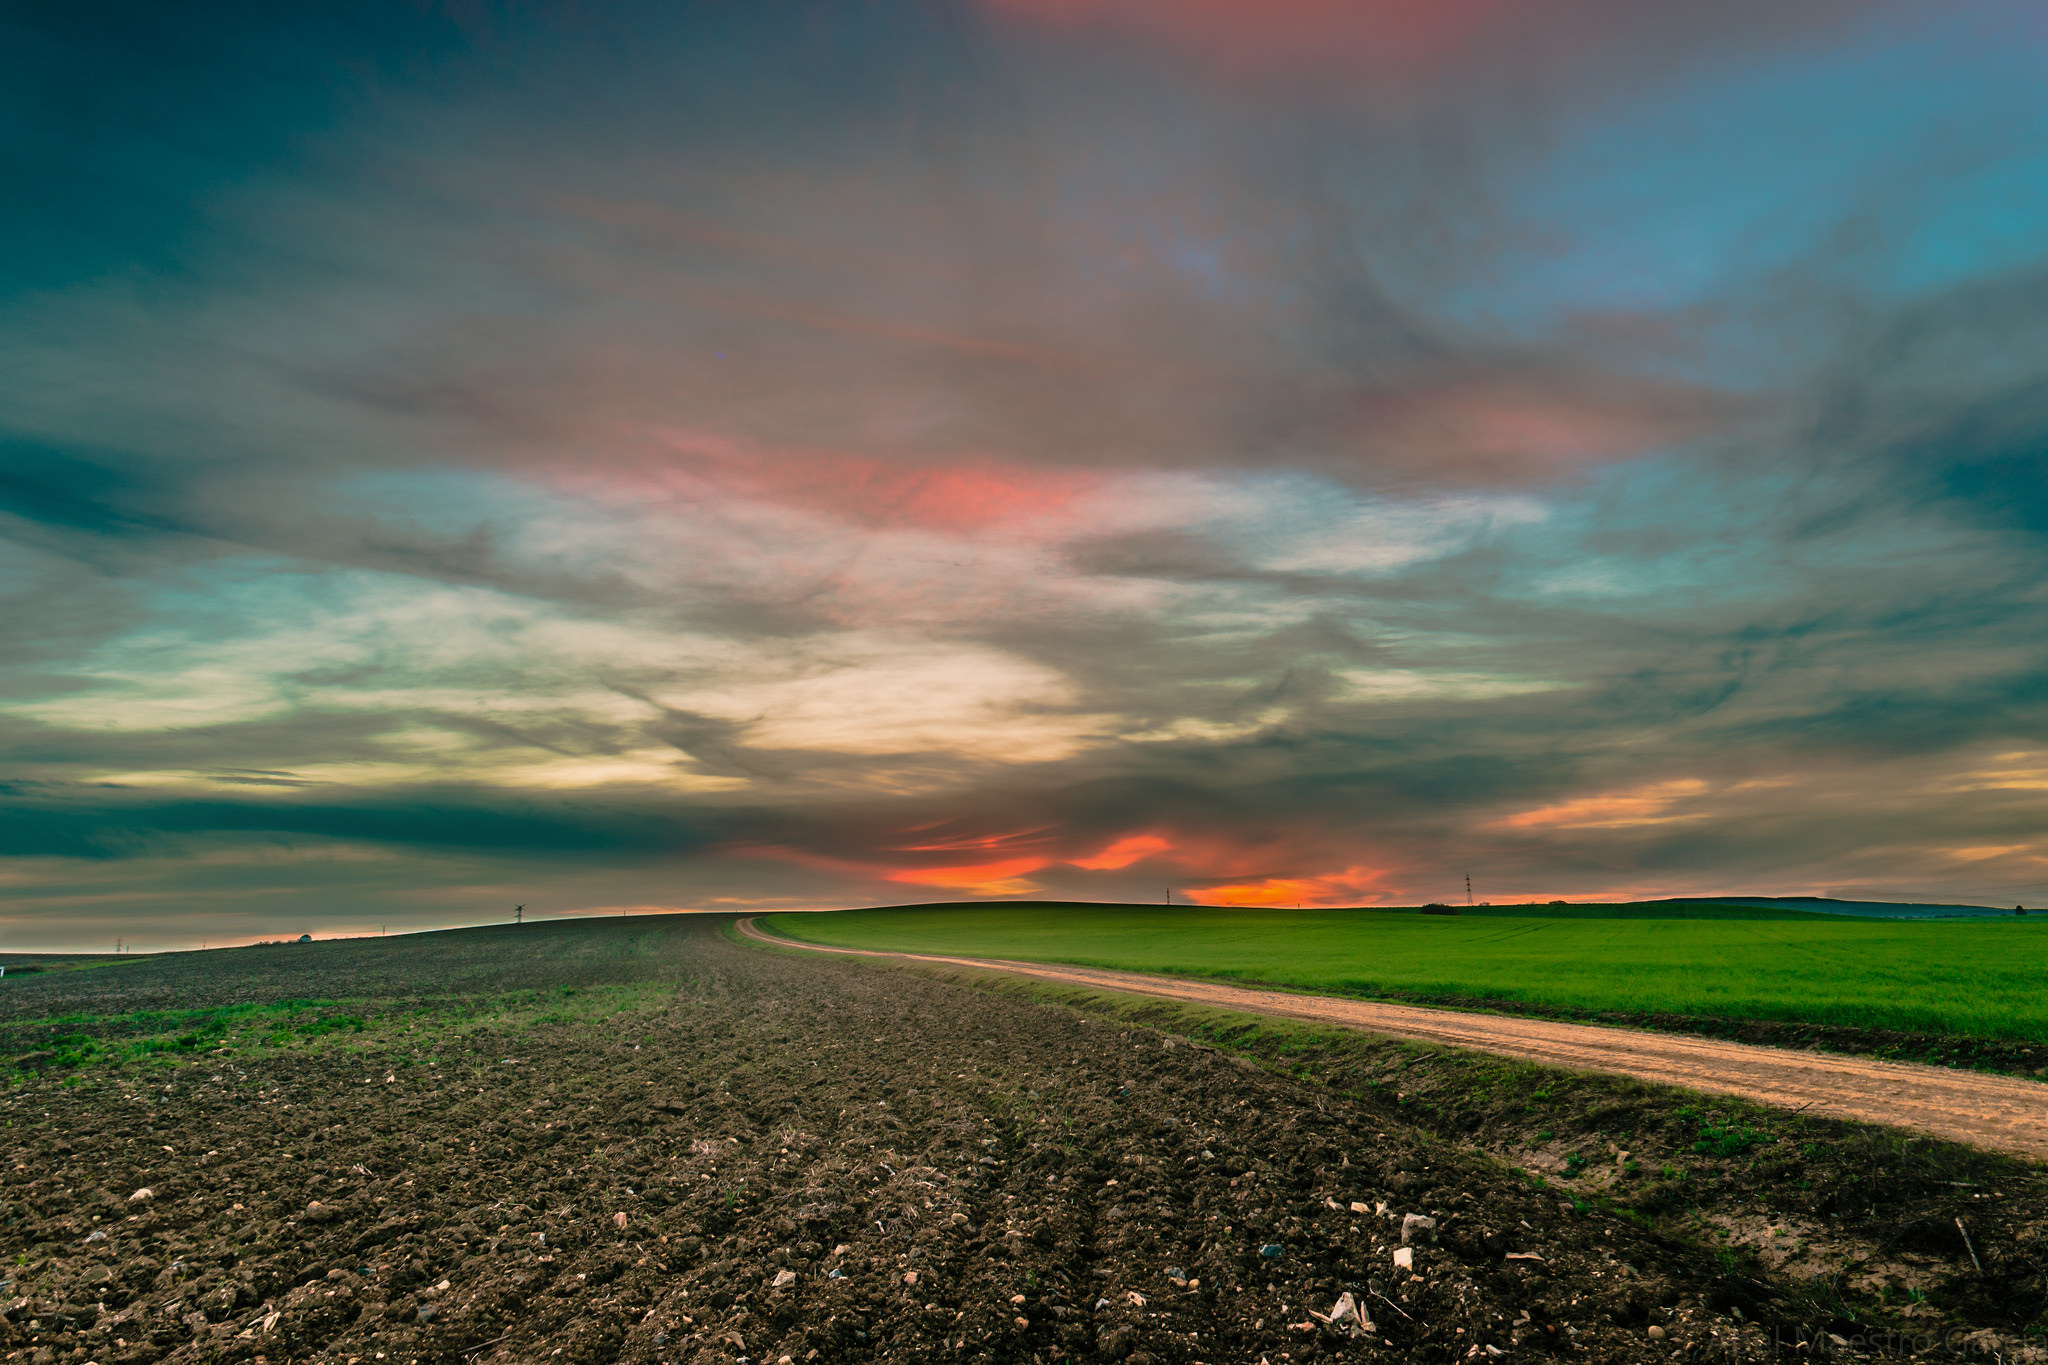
1165,887,1172,906
1466,874,1473,906
514,905,523,926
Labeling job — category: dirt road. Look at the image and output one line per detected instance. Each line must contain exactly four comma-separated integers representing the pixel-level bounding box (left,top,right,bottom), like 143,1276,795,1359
738,918,2048,1162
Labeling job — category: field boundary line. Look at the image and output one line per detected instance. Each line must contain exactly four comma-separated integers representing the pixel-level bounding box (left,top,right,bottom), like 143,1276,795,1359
735,917,2048,1162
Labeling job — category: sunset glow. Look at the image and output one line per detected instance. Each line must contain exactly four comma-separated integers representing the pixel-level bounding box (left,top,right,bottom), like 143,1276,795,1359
1072,835,1175,871
888,859,1052,897
1191,867,1387,909
6,1,2048,945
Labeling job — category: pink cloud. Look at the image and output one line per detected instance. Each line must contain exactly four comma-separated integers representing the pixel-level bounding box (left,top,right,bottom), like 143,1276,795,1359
616,433,1105,534
983,0,1520,79
1338,373,1732,483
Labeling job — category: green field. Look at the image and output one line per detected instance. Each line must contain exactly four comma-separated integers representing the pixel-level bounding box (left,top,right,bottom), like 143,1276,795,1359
761,901,2048,1042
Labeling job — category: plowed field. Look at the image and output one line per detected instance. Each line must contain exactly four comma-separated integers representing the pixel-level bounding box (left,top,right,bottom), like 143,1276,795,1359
1,917,2041,1365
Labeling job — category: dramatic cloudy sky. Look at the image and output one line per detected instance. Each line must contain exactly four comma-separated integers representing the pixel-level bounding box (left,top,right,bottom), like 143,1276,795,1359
6,1,2048,946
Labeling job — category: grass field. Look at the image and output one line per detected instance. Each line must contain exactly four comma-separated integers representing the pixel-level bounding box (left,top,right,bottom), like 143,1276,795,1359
762,901,2048,1042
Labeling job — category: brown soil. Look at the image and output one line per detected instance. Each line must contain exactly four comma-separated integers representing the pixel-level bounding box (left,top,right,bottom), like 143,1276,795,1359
737,921,2048,1164
0,916,2042,1365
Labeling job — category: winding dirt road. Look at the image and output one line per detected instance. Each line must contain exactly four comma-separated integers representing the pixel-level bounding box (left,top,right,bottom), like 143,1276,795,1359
737,917,2048,1161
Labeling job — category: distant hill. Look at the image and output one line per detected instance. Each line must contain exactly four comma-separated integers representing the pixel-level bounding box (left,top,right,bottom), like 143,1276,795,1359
1455,901,1831,920
828,896,2028,921
1448,897,2022,920
1666,896,2024,920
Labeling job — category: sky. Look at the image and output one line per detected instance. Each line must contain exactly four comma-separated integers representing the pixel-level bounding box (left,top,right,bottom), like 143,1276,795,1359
5,1,2048,948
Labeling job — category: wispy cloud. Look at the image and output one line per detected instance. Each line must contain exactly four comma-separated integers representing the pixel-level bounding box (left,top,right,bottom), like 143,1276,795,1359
3,2,2047,944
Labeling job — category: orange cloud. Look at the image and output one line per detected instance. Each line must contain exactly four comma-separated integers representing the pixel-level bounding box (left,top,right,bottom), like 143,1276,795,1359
1189,864,1385,907
887,857,1048,896
725,841,1051,896
1072,833,1173,870
1497,779,1709,830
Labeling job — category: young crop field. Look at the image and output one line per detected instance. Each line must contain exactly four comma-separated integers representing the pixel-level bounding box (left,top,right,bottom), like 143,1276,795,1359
761,902,2048,1044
